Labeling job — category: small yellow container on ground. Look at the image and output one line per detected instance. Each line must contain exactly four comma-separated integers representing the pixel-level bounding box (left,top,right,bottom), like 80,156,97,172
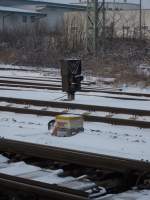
55,114,84,137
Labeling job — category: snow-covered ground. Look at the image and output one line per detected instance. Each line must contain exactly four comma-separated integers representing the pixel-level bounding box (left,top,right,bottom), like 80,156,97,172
0,153,150,200
0,64,150,161
122,86,150,94
1,63,150,91
1,101,150,122
0,64,150,199
0,64,96,83
0,89,150,110
0,66,150,110
0,111,150,162
103,190,150,200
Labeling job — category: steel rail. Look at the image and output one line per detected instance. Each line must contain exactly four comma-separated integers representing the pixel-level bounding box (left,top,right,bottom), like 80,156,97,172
0,78,92,88
0,105,150,128
0,82,61,90
0,67,50,73
100,90,150,98
0,67,37,71
0,173,87,200
0,96,150,116
0,139,150,172
0,76,150,97
0,79,61,87
0,79,107,93
0,81,100,92
0,76,62,83
0,76,94,86
0,82,149,101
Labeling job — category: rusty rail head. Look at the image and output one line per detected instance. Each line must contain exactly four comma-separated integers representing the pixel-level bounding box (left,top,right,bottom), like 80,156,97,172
0,96,150,128
0,139,150,173
0,105,149,128
0,173,88,200
0,96,150,116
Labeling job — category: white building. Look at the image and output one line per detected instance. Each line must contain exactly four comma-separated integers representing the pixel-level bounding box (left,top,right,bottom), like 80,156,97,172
0,0,85,31
73,1,140,10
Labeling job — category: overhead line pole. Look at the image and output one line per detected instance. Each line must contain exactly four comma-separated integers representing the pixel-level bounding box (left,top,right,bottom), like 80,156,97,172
102,0,106,52
139,0,142,40
86,0,106,55
94,0,98,54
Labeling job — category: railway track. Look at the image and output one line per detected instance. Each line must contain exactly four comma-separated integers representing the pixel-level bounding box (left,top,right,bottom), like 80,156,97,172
0,154,98,200
0,79,110,93
0,76,95,85
1,61,150,199
0,96,149,116
0,138,150,200
1,82,149,101
0,102,150,128
0,82,62,91
0,96,150,128
0,77,95,88
0,78,117,94
0,175,88,200
0,138,150,172
1,77,150,98
0,84,118,97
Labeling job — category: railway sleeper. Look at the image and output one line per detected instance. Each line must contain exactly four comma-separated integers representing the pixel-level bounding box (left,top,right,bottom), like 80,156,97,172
0,153,150,200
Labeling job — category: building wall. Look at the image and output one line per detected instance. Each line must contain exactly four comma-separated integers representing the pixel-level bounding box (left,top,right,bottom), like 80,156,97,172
74,1,139,10
0,0,79,31
0,8,81,31
0,1,143,33
64,10,150,39
40,7,66,30
104,2,139,10
0,0,23,6
0,12,41,31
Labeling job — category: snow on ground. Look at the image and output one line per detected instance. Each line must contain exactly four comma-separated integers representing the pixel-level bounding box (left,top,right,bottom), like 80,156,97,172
0,89,150,110
0,77,61,86
0,161,40,176
122,86,150,94
0,156,75,185
0,65,150,161
0,155,9,163
0,64,61,79
1,63,150,91
0,70,53,78
0,64,96,83
102,190,150,200
0,89,66,101
1,101,150,122
0,111,150,162
0,65,150,199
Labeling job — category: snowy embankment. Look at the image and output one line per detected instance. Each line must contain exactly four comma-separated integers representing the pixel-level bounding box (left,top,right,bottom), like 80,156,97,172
1,64,150,199
0,89,150,111
0,64,150,162
0,112,150,162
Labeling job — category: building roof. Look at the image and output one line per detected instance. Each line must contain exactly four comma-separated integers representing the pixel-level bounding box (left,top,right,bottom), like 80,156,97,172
27,0,86,10
0,5,45,15
72,1,140,10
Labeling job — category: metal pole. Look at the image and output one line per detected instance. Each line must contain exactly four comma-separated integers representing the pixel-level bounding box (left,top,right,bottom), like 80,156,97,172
86,0,106,54
2,16,4,32
86,0,98,54
112,0,116,38
102,0,106,51
139,0,142,40
94,0,98,55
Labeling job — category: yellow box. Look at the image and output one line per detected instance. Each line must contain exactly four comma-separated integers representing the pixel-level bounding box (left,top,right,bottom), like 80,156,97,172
56,114,84,136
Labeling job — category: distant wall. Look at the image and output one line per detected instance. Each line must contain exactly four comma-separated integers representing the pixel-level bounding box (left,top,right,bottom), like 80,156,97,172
40,7,66,30
64,10,150,39
0,8,78,31
0,12,42,31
